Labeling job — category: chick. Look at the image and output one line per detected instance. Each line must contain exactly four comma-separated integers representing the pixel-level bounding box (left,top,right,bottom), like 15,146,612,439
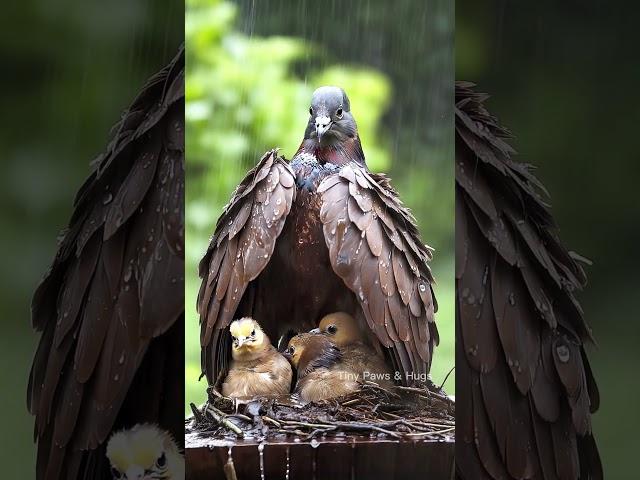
222,317,292,398
106,424,183,480
284,333,359,402
312,312,394,388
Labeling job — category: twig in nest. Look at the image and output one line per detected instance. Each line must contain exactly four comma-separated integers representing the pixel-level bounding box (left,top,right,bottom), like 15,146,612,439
262,416,282,428
439,366,455,390
190,403,206,425
431,426,456,436
208,385,225,399
361,381,401,398
204,404,244,437
394,385,426,394
227,413,252,422
282,420,336,429
332,421,403,439
379,410,402,420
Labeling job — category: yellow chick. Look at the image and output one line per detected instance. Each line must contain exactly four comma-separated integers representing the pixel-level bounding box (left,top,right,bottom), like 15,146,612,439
222,318,292,398
284,333,359,402
312,312,394,388
106,423,183,480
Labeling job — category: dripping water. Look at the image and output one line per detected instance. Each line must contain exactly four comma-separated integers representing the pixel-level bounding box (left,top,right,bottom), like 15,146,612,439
223,446,237,480
285,446,290,480
258,442,265,480
350,441,356,480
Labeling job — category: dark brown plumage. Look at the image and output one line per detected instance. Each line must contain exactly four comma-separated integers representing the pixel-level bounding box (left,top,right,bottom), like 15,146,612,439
28,47,185,480
455,82,601,480
198,86,438,389
284,333,359,402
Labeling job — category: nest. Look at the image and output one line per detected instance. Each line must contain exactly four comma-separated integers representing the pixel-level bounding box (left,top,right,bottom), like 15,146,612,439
187,380,455,443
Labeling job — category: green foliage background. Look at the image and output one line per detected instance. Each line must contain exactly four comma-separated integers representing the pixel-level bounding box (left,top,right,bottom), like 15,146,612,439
186,0,454,413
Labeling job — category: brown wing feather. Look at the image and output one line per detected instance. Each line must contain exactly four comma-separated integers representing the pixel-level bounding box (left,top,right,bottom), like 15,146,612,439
455,81,601,480
28,47,184,480
197,150,296,383
319,163,437,383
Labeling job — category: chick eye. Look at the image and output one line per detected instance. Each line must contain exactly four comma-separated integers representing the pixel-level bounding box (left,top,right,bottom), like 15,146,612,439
309,107,313,116
231,335,237,341
336,107,343,118
327,325,337,334
251,329,256,337
287,346,295,354
156,452,166,469
110,467,122,478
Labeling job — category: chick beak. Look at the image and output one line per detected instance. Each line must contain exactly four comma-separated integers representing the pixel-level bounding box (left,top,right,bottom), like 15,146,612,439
236,337,245,348
315,114,332,142
309,328,321,334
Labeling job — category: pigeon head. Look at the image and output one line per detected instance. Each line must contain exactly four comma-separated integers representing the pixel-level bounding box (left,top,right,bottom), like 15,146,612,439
305,86,358,146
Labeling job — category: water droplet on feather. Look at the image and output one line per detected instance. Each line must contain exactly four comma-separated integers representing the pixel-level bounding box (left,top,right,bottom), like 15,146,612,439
556,344,571,363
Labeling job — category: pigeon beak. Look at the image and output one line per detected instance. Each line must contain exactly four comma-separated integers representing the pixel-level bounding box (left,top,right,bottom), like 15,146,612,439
309,328,321,334
315,115,332,142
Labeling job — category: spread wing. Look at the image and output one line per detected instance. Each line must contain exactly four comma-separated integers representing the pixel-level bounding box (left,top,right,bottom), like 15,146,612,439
318,163,438,382
455,82,601,480
28,47,184,480
197,150,296,384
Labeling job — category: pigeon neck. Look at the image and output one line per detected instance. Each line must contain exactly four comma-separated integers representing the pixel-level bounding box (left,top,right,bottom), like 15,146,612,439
298,136,365,168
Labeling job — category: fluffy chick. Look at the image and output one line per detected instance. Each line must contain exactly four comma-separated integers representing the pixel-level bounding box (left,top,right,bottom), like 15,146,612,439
106,423,183,480
222,318,292,398
284,333,359,402
312,312,394,388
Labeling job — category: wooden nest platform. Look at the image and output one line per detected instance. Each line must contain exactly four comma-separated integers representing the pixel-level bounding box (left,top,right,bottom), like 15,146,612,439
186,381,455,479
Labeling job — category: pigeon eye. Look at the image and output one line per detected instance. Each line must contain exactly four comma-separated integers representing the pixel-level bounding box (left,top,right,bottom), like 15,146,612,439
336,107,343,118
156,452,166,469
110,467,122,478
327,325,337,334
309,107,313,116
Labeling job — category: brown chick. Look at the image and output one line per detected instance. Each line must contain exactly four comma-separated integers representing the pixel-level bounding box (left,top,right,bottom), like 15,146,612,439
222,318,292,398
284,333,360,402
311,312,394,388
